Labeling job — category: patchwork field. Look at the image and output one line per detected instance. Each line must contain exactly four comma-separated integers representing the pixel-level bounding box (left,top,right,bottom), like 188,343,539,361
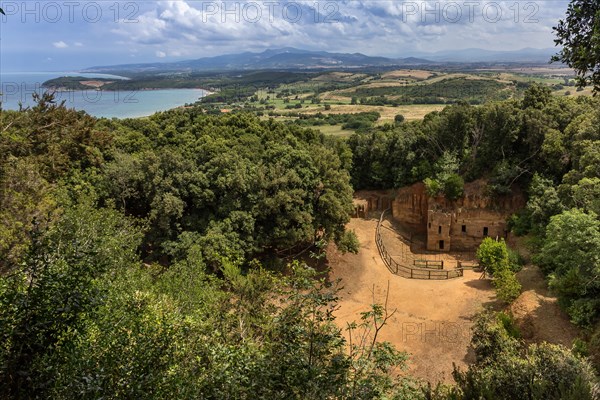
192,66,587,138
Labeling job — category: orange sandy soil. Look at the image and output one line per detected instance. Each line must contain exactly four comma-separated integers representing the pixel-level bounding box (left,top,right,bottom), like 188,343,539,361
327,217,496,384
510,264,579,346
326,217,579,385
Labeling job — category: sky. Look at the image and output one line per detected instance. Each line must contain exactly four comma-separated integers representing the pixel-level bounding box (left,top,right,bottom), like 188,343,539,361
0,0,571,71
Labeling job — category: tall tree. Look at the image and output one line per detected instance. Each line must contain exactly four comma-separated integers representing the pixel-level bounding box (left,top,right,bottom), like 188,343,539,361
552,0,600,92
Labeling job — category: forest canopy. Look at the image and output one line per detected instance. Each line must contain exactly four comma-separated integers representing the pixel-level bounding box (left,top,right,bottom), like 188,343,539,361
1,86,600,398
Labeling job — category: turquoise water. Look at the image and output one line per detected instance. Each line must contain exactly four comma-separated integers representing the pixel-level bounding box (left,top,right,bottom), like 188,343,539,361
1,72,207,119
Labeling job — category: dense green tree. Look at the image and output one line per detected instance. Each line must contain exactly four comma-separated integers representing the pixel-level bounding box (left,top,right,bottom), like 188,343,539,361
96,111,356,265
522,83,553,109
553,0,600,92
569,177,600,215
535,209,600,326
526,174,565,231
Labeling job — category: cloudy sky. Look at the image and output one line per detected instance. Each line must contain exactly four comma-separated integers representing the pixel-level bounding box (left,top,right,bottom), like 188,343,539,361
0,0,570,71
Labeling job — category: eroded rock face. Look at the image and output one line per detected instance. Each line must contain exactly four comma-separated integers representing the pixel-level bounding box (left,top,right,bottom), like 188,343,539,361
510,265,579,347
353,189,396,217
391,180,526,252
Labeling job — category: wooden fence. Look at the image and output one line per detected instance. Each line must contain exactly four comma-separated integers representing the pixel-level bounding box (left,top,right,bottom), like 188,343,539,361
375,209,464,280
413,260,444,270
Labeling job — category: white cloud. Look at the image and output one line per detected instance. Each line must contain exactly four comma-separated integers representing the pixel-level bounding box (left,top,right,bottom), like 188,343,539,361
107,0,571,57
74,42,84,47
53,41,68,48
156,50,167,58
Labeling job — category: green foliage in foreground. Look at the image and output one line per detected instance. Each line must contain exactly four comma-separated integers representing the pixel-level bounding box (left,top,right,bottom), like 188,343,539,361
446,312,599,400
0,200,420,399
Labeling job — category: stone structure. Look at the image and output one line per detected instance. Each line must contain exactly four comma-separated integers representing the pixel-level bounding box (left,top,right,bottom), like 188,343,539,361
391,180,525,252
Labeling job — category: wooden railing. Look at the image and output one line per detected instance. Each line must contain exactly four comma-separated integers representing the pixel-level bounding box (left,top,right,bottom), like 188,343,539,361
375,209,464,280
413,260,444,270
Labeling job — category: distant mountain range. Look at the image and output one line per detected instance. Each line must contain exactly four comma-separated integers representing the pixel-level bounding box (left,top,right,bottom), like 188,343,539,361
83,47,559,73
84,48,432,73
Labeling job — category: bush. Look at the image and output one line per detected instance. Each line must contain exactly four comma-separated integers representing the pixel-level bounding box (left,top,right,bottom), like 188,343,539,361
443,174,464,200
508,211,532,236
507,247,525,272
476,237,510,275
336,230,360,254
424,178,442,197
494,268,522,304
497,311,521,339
476,238,521,304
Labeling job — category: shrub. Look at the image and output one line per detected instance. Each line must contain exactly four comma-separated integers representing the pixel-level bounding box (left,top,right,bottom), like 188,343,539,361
494,268,522,304
508,211,532,236
507,247,525,272
476,237,510,275
336,230,360,254
424,178,442,197
453,312,599,400
443,174,464,200
476,238,521,304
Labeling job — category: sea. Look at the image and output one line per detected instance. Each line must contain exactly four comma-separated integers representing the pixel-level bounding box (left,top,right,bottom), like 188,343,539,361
0,72,207,119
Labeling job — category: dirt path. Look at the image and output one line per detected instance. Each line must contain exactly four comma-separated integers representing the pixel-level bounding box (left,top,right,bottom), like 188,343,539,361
328,217,497,384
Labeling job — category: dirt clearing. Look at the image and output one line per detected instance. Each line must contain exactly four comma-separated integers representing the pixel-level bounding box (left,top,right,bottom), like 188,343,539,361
328,217,496,384
328,217,581,384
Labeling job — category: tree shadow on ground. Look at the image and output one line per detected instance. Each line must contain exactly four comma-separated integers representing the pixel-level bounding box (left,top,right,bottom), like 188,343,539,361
462,278,503,310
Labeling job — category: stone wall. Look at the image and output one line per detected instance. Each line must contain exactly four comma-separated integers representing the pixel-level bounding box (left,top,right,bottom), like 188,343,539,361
391,180,524,252
426,211,453,251
447,209,509,251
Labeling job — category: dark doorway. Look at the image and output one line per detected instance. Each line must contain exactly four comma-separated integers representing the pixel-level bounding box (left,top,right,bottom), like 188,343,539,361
462,225,466,233
483,227,489,236
438,226,442,234
439,240,445,250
